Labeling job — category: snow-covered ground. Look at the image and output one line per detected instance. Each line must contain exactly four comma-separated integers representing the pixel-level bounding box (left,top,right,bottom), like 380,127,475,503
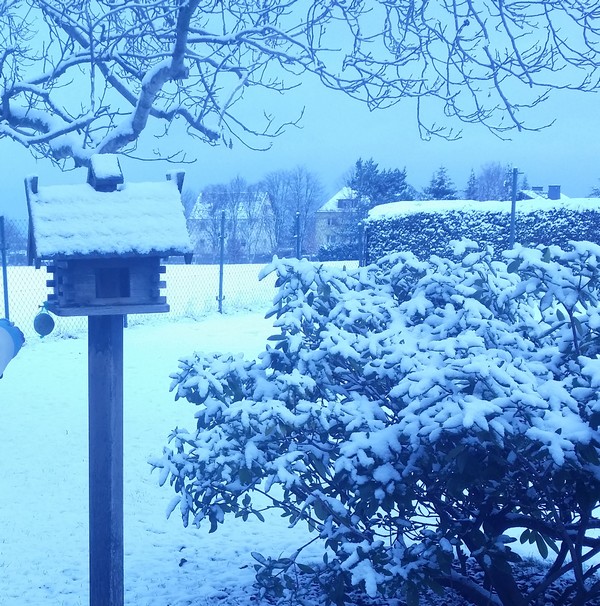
0,312,325,606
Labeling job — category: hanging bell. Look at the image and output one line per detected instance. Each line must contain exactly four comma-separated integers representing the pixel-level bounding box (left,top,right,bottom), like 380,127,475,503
34,304,55,337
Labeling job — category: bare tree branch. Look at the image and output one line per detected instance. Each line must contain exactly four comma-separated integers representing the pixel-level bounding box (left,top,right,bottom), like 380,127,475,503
0,0,599,164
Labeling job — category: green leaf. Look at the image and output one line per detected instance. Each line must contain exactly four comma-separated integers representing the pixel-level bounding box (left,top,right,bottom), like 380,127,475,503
265,307,279,319
507,259,522,273
538,322,566,339
466,528,486,549
251,552,267,565
297,563,315,574
577,443,600,465
239,467,253,485
535,533,549,559
309,455,330,479
456,450,470,474
573,316,584,336
406,582,420,606
267,333,287,341
541,534,559,555
491,554,513,575
313,499,329,521
426,578,445,596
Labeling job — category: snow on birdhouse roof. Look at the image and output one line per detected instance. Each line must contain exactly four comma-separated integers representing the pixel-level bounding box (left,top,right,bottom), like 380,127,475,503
90,153,122,181
367,197,600,221
26,173,191,259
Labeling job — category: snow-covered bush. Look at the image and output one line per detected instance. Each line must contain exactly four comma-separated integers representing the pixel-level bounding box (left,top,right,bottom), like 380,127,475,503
154,242,600,606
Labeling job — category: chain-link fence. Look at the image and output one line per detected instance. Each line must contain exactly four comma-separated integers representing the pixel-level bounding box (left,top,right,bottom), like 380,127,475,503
0,259,279,339
1,217,357,340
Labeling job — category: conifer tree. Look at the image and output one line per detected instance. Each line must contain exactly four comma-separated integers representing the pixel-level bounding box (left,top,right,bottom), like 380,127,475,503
423,166,458,200
464,169,478,199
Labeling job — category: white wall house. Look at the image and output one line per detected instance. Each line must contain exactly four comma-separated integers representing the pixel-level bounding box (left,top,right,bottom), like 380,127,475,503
187,191,275,262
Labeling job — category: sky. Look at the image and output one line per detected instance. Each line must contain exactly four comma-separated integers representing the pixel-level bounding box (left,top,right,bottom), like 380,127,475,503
1,69,599,220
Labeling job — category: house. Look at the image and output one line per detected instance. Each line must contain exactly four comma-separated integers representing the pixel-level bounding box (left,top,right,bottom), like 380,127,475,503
25,154,191,315
520,185,567,201
314,187,360,251
187,190,275,262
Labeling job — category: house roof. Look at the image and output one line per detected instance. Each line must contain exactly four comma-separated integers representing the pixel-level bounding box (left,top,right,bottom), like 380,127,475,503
520,189,570,201
317,187,359,212
189,191,271,220
367,197,600,221
26,164,191,260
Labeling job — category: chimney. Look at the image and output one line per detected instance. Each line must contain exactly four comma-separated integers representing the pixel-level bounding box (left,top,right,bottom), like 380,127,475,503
547,185,561,200
87,154,124,192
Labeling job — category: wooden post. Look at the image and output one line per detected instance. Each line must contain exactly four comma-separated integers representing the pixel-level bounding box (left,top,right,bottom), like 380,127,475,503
88,315,124,606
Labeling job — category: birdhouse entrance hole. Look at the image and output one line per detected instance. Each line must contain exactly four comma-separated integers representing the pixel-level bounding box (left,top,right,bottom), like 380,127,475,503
95,267,130,299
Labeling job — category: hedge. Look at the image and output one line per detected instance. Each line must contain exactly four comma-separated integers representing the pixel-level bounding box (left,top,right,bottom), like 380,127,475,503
365,205,600,262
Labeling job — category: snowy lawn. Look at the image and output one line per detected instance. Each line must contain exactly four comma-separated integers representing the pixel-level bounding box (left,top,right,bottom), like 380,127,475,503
0,312,324,606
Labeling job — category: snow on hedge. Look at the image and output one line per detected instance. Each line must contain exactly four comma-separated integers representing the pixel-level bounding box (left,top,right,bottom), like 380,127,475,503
365,198,600,263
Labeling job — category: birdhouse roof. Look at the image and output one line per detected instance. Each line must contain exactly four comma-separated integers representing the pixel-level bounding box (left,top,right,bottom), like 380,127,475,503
26,171,192,260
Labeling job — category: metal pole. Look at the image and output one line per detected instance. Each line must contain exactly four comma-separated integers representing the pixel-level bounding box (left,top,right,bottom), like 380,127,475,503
359,221,365,266
88,315,124,606
509,167,519,249
295,212,301,259
0,217,9,320
218,211,225,314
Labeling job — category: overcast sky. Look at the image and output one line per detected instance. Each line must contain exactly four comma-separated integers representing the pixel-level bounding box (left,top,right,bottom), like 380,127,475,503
1,74,599,220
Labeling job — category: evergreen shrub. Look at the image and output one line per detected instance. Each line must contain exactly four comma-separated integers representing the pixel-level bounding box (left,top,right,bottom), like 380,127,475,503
154,242,600,606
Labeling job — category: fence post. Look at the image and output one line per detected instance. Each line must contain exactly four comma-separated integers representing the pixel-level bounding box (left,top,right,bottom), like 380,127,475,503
359,220,366,266
295,212,301,259
217,211,225,314
0,216,9,320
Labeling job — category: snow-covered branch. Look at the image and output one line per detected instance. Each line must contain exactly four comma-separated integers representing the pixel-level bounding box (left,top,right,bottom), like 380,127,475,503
0,0,599,163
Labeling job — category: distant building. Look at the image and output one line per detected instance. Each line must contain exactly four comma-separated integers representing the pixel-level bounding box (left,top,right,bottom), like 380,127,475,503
187,190,274,263
520,185,566,201
314,187,360,251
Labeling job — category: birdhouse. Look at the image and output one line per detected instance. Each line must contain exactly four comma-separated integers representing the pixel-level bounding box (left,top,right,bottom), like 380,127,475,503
25,155,192,317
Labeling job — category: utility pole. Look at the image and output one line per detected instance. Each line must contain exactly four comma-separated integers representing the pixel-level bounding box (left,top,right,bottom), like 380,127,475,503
509,167,519,249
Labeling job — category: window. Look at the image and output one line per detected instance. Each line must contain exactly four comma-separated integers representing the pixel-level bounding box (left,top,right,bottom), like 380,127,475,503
337,199,355,210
